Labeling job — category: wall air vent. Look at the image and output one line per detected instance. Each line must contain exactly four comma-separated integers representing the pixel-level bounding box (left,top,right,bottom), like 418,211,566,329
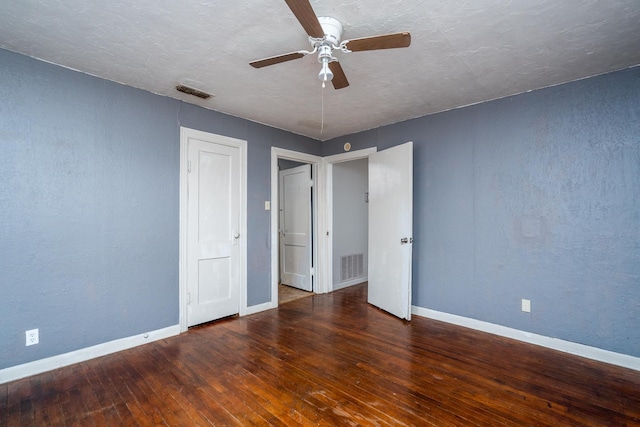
340,253,364,282
176,84,212,99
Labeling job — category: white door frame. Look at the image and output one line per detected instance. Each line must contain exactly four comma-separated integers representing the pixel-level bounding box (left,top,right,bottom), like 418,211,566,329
322,148,377,292
271,148,323,307
179,127,247,332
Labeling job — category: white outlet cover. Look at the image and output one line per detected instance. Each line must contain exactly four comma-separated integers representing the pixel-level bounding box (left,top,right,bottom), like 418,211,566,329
521,299,531,313
26,328,39,346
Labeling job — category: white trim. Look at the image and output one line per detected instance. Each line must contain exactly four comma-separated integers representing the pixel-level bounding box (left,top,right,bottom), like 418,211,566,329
0,325,180,384
323,147,378,164
271,148,324,308
179,127,248,332
412,306,640,372
244,301,273,316
333,277,368,291
322,148,377,292
238,139,248,317
179,128,189,332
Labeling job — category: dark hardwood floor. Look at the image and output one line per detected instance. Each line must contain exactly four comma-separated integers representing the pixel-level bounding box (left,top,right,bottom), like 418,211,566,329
2,283,640,426
278,283,314,305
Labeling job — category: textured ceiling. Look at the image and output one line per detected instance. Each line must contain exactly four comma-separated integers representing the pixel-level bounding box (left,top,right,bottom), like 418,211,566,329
1,0,639,141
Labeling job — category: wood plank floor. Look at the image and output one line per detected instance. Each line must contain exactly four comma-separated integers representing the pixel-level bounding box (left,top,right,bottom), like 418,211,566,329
2,283,640,426
278,284,314,305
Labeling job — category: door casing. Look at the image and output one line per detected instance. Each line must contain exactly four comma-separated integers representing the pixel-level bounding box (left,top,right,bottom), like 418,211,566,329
271,147,380,307
271,148,323,307
179,127,247,332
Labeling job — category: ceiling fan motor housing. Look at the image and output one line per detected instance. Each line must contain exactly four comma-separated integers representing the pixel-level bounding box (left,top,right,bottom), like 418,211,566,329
312,17,343,47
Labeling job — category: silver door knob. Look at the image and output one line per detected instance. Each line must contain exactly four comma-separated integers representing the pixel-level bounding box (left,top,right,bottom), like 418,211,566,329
233,232,240,239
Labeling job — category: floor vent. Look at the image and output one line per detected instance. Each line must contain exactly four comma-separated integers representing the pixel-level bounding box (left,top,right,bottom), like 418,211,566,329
340,254,364,282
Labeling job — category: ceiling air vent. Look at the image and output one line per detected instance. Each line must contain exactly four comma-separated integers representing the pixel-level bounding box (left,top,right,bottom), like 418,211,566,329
176,84,212,99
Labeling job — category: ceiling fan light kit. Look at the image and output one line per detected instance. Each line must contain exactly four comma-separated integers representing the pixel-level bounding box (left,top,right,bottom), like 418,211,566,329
250,0,411,89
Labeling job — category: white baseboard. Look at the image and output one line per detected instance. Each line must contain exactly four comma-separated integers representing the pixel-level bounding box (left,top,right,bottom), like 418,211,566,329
412,306,640,372
333,277,368,291
246,301,274,315
0,324,180,384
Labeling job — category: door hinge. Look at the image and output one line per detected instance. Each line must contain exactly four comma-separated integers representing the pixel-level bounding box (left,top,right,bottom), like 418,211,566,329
188,160,192,173
310,180,314,187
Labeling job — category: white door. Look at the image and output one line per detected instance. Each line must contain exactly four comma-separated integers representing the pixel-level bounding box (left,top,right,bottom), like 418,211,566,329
187,137,241,326
368,142,413,320
279,164,313,291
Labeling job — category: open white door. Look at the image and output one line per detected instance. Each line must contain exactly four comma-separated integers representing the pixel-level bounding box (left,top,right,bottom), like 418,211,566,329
186,137,241,326
368,142,413,320
279,164,313,291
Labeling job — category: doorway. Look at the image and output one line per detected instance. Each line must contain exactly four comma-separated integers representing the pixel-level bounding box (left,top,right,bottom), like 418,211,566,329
270,148,322,308
331,158,369,290
324,148,376,292
325,144,413,320
270,144,413,320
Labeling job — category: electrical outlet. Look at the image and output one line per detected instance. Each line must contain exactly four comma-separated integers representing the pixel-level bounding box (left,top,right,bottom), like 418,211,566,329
521,299,531,313
26,328,39,346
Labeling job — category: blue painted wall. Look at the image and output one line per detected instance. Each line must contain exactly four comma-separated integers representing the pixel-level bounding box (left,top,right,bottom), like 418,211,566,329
0,49,319,369
324,67,640,357
1,45,637,369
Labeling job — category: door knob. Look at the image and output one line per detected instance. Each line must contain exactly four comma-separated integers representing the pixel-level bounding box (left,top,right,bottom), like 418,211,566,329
233,232,240,239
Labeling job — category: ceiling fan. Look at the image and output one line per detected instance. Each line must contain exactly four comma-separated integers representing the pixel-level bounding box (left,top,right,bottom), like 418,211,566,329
250,0,411,89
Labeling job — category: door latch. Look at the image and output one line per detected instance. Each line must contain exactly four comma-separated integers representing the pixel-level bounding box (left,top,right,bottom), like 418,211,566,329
400,237,414,244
